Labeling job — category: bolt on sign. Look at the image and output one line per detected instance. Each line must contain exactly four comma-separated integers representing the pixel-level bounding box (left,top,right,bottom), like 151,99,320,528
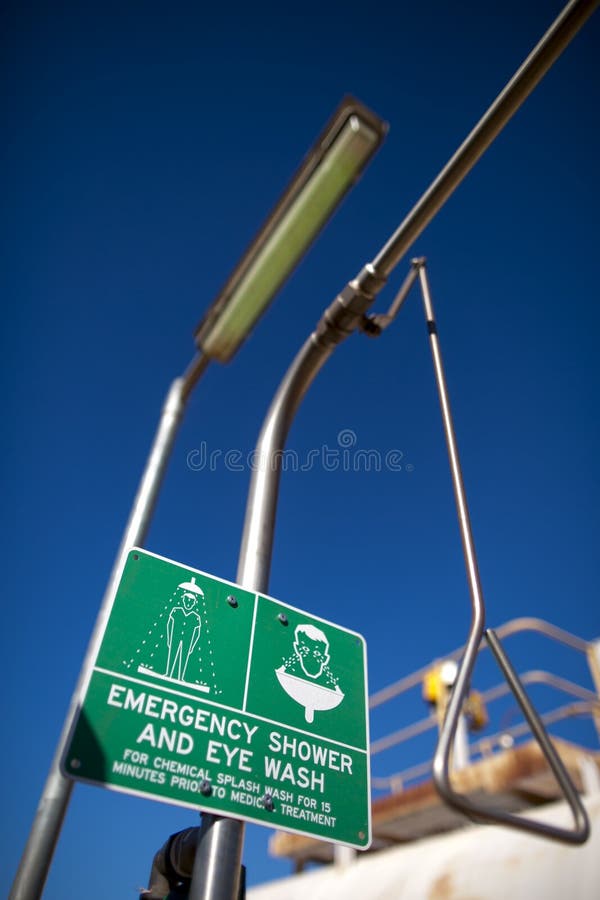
63,548,371,848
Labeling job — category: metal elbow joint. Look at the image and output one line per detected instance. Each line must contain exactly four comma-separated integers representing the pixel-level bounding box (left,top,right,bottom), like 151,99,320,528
314,264,386,348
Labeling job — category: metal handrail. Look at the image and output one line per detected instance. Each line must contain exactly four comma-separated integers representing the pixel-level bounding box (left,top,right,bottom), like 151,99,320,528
371,669,600,757
495,618,590,654
371,713,438,756
370,618,594,709
472,701,599,758
372,701,599,791
481,670,599,706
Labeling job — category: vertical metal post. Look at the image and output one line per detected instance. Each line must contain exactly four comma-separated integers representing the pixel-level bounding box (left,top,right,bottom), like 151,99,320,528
187,264,388,898
453,715,471,771
11,358,209,900
333,845,356,868
187,338,336,900
578,754,600,795
189,815,245,900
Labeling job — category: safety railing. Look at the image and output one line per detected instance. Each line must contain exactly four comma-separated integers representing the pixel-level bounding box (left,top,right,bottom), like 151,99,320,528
370,617,600,795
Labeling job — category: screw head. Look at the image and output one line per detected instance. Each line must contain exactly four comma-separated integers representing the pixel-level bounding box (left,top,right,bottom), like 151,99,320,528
262,792,274,811
277,613,288,626
227,595,238,608
200,780,213,796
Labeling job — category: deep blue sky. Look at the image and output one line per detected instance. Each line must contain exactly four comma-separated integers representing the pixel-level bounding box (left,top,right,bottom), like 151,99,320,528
2,1,599,896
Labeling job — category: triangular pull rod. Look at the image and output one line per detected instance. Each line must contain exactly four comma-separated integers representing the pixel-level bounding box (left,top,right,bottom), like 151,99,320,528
413,260,590,843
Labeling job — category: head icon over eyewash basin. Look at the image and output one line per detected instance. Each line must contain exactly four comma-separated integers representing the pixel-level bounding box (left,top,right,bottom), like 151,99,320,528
276,623,345,723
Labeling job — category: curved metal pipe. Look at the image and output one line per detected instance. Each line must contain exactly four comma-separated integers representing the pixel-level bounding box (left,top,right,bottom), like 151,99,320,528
236,336,334,590
237,262,386,592
190,264,386,900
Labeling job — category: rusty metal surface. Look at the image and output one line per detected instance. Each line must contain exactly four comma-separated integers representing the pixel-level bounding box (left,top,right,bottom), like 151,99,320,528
250,795,600,900
269,739,600,865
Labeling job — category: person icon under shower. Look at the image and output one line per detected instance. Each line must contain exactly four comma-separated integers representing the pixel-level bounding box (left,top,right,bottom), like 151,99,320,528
165,576,203,681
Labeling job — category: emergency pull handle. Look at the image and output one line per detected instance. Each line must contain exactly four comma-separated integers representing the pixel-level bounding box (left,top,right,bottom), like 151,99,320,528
432,627,590,843
407,259,590,844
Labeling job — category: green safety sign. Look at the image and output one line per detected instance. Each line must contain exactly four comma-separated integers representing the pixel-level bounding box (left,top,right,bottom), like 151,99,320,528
63,548,371,848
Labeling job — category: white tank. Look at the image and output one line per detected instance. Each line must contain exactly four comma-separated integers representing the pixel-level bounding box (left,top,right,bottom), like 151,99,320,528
248,795,600,900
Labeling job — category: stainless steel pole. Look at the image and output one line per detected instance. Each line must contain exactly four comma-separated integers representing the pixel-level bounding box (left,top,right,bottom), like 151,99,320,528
371,0,599,279
187,340,339,900
235,338,335,590
10,356,209,900
188,815,245,900
187,263,385,900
